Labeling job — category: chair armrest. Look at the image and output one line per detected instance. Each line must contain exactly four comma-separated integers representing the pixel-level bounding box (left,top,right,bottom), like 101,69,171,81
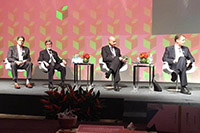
60,62,65,67
162,62,174,74
187,62,196,73
120,63,128,72
38,62,48,73
99,57,109,72
3,58,9,64
3,58,12,70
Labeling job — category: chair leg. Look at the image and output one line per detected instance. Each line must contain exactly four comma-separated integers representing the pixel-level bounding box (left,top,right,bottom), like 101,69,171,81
175,77,179,91
104,74,114,90
167,74,180,92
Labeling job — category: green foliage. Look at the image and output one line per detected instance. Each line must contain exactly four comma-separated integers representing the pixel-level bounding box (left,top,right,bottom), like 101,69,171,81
62,6,68,11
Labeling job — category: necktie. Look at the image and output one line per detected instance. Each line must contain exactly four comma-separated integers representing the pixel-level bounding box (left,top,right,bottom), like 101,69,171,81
49,50,55,66
110,47,115,57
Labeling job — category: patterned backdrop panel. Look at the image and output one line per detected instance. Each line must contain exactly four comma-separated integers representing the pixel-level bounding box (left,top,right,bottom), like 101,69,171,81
0,0,199,83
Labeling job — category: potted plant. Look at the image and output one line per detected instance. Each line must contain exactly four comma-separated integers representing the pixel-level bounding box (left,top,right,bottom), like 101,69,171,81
139,52,149,64
40,84,102,127
82,53,90,63
57,110,77,129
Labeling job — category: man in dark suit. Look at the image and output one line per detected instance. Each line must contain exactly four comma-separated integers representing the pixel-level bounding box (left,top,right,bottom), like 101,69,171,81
7,36,33,89
101,36,127,91
162,34,195,95
38,40,67,88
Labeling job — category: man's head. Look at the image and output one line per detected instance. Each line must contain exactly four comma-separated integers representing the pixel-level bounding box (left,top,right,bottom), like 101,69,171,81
45,40,53,50
108,36,116,47
174,34,185,46
17,36,25,47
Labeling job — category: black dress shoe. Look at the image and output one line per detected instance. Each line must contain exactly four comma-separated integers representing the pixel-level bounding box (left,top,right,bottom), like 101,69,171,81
105,71,111,79
181,87,191,95
114,83,120,91
171,72,177,82
48,84,55,89
59,82,66,88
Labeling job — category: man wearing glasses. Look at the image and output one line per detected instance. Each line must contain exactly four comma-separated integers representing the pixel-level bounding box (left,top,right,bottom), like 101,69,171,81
7,36,33,89
38,40,67,89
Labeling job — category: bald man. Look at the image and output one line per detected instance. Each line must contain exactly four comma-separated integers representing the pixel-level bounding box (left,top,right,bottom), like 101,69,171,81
101,36,127,91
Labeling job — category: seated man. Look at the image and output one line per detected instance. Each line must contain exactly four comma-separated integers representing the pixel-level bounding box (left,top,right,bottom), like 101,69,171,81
38,40,67,88
101,36,127,91
7,36,33,89
162,34,195,95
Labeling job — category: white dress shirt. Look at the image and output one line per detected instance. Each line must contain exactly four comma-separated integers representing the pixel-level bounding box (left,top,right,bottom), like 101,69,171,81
17,45,24,61
109,45,116,57
47,49,56,63
174,44,184,61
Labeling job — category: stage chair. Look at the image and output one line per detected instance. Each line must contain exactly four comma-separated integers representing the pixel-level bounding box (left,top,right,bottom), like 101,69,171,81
3,58,25,72
99,57,128,89
162,61,196,92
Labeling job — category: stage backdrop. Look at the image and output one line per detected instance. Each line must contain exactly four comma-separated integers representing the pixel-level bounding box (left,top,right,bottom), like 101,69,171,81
0,0,199,83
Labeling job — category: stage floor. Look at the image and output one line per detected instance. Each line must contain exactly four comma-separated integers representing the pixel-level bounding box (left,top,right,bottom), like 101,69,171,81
0,79,200,105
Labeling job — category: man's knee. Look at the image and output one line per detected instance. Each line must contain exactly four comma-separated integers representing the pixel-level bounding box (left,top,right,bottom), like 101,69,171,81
179,57,186,61
11,62,17,68
112,57,120,65
26,62,33,67
61,66,66,73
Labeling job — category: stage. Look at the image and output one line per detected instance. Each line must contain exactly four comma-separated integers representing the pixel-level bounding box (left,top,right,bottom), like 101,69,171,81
0,79,200,105
1,79,200,132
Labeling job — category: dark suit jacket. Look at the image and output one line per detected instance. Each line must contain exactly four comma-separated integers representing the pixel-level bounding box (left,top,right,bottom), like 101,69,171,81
7,46,31,63
38,49,62,64
101,45,121,62
162,45,195,65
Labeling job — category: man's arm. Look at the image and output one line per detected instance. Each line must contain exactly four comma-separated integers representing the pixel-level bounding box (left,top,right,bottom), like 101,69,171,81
162,47,174,64
54,51,62,64
25,48,31,62
186,47,195,63
7,47,17,62
38,51,44,62
101,47,113,62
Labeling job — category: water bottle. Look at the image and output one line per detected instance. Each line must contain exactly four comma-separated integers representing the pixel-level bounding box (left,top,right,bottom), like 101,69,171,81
149,54,153,64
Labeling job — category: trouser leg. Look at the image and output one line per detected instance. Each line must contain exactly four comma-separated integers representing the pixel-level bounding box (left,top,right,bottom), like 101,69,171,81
173,57,187,87
48,64,55,84
55,64,66,83
109,57,123,84
11,62,18,82
22,62,33,80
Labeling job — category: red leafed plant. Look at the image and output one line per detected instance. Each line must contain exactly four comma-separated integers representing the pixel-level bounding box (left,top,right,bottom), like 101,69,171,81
139,52,149,63
40,84,102,121
82,53,90,59
139,52,149,59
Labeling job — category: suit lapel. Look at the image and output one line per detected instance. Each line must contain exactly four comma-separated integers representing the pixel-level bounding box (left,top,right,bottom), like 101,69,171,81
45,49,51,60
171,45,175,58
106,45,113,55
14,46,19,59
181,46,186,56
